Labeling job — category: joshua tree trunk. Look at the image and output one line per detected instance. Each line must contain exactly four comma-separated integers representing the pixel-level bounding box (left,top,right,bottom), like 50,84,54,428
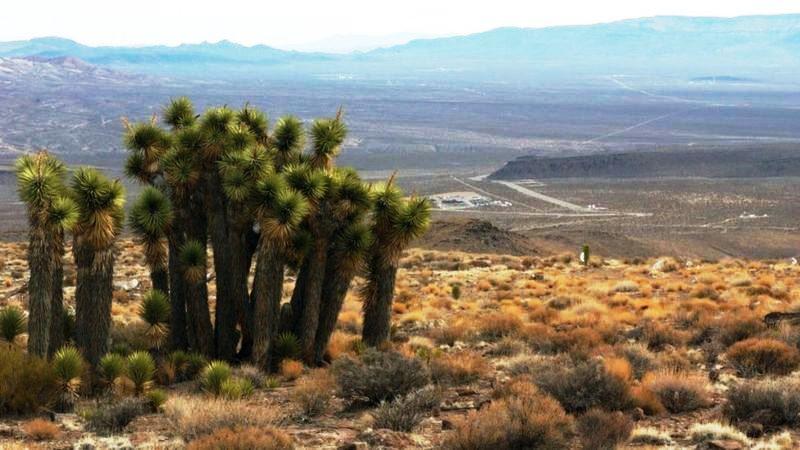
27,222,53,357
167,233,188,351
251,241,285,368
229,222,254,360
295,237,329,363
151,267,169,298
74,240,114,367
48,240,66,356
313,259,357,364
184,196,213,356
205,172,239,360
362,257,399,348
289,257,310,333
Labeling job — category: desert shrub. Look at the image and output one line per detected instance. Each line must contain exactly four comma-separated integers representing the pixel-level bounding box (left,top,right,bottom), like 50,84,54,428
431,322,471,346
443,384,573,450
0,346,57,415
52,346,84,410
478,312,522,340
373,386,442,432
22,418,61,441
642,371,710,413
612,280,639,293
630,385,667,416
274,332,302,361
186,426,294,450
235,364,266,388
184,352,208,379
628,427,673,446
280,359,304,380
641,321,686,351
145,388,169,412
617,343,657,380
489,337,526,357
725,378,800,427
200,361,232,396
83,397,148,434
139,289,170,348
0,306,26,343
291,369,335,416
220,377,254,400
689,422,749,447
430,351,490,385
165,395,279,440
717,316,767,347
576,409,633,450
726,338,800,377
126,351,156,395
533,358,632,413
332,349,430,405
451,284,462,300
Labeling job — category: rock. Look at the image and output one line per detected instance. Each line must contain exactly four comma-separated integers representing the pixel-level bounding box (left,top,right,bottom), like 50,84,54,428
442,419,454,430
707,439,745,450
338,443,368,450
114,279,140,291
742,422,764,438
630,407,645,421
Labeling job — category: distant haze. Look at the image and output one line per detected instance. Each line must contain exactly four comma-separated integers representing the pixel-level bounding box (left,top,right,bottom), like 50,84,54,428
3,1,800,51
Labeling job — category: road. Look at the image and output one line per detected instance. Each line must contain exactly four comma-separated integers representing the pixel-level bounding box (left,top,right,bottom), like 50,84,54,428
491,180,594,213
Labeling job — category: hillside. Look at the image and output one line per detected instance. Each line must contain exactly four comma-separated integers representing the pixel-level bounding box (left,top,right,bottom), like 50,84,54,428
490,147,800,180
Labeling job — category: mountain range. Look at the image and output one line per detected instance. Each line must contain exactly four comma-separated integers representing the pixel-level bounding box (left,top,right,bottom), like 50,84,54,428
2,14,800,82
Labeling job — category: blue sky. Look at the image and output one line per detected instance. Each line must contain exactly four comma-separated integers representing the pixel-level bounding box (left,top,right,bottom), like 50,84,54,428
3,0,800,51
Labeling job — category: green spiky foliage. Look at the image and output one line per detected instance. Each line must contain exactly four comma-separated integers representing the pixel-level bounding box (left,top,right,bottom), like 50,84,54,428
237,104,269,145
309,111,347,170
164,97,197,130
362,181,431,347
139,290,171,349
70,167,125,368
220,377,255,400
273,332,302,362
272,116,305,168
98,353,127,388
130,187,173,294
0,306,26,343
123,119,171,183
52,346,84,410
15,152,76,357
179,240,206,283
126,351,156,395
200,360,232,396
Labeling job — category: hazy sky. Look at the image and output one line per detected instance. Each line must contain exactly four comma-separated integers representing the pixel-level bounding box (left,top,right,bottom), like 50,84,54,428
3,0,800,51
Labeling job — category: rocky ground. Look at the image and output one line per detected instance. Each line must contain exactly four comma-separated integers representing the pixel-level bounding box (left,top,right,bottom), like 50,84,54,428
1,238,800,449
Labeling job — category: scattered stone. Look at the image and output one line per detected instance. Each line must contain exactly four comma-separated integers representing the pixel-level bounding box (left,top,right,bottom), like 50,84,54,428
631,407,645,421
707,439,745,450
442,419,454,430
742,422,764,438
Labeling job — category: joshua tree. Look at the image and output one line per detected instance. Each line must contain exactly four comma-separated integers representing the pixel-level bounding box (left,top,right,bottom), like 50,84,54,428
70,167,125,367
15,152,77,357
361,181,431,347
129,186,173,294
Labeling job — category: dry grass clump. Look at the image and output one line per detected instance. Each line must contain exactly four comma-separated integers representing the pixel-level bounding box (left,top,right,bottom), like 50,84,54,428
726,338,800,377
717,315,767,347
186,427,294,450
725,378,800,427
280,359,304,381
629,427,673,446
617,343,657,380
576,409,632,450
164,395,279,440
373,386,442,432
22,418,61,441
443,381,573,449
641,370,710,413
640,321,687,351
689,422,749,447
431,321,472,346
478,312,523,340
291,369,335,416
430,351,491,385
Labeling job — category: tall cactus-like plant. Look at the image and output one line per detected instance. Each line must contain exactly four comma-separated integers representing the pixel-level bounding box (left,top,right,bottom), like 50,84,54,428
70,167,125,367
15,152,77,357
361,182,431,348
129,186,173,294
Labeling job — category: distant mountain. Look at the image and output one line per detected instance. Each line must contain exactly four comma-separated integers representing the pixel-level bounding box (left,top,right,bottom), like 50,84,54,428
2,15,800,82
0,56,150,84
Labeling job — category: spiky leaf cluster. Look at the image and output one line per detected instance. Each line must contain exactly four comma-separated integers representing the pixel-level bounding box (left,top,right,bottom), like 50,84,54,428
309,114,347,169
164,97,196,130
0,306,26,343
180,240,207,283
129,187,173,268
70,167,125,249
123,121,171,183
15,152,77,230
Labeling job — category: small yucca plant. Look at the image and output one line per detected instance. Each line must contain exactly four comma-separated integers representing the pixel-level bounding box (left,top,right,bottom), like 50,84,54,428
53,346,85,410
98,352,127,389
145,389,169,412
0,306,26,344
274,332,302,362
160,350,189,384
139,290,170,349
200,360,232,396
220,377,255,400
126,351,156,395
